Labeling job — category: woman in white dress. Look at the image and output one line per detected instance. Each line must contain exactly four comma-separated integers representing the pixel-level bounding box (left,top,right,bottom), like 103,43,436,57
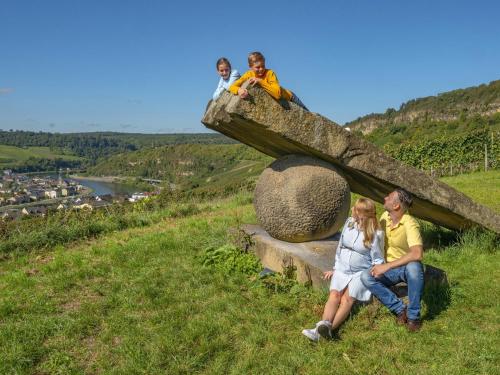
302,198,384,342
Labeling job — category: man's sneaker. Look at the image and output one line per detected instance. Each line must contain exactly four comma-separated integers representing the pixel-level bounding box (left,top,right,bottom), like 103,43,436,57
316,320,333,340
396,307,408,325
301,328,320,342
407,319,422,332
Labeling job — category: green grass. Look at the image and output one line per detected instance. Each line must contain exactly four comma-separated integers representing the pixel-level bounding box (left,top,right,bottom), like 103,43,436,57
0,172,498,374
441,170,500,212
0,145,82,167
185,159,269,197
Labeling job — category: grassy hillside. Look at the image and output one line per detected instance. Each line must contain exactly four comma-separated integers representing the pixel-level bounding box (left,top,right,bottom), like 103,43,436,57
441,170,500,212
0,171,498,374
0,145,84,171
87,143,272,195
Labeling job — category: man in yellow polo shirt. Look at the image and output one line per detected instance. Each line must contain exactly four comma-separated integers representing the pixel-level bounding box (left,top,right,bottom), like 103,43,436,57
361,188,424,332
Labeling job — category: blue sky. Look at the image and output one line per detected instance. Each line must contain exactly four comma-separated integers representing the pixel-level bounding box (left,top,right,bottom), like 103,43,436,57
1,0,499,133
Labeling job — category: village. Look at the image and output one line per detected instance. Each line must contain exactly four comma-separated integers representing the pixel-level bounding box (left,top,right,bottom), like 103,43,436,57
0,170,151,220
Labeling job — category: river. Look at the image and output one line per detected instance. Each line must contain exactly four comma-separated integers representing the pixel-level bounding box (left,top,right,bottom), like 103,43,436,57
31,173,138,196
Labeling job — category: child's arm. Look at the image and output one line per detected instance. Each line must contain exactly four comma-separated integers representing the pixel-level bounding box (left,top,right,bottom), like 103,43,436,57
227,70,241,86
212,78,225,100
250,70,281,100
229,71,251,98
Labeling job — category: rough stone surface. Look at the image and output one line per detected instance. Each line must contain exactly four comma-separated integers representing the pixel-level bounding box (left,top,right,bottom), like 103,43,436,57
242,224,339,288
202,86,500,233
254,155,350,242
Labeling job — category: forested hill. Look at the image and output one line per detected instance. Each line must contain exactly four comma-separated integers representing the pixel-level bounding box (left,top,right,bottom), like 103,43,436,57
88,143,272,197
0,131,234,152
346,79,500,138
0,131,235,164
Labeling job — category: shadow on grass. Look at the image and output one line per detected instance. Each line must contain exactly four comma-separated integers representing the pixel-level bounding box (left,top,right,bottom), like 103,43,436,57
390,265,451,322
419,221,460,250
423,277,452,321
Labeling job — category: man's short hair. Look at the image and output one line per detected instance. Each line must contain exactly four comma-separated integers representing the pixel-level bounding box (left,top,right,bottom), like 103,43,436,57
395,188,413,210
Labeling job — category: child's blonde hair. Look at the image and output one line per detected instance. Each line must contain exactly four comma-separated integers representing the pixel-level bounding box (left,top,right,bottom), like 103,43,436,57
248,51,265,66
353,198,380,248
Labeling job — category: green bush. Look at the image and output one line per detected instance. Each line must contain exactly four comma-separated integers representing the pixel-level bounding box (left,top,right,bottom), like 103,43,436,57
200,244,262,275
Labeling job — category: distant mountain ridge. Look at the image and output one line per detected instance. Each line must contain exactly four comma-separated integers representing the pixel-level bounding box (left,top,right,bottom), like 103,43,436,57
346,79,500,135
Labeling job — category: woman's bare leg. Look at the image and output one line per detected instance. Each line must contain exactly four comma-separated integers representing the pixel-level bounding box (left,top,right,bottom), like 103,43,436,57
331,288,355,329
322,290,342,322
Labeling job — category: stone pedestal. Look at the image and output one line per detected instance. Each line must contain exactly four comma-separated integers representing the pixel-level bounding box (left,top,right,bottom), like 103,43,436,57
242,224,337,289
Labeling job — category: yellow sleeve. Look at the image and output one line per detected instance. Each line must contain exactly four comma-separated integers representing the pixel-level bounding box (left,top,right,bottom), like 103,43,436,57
229,71,252,95
258,70,282,100
405,217,423,248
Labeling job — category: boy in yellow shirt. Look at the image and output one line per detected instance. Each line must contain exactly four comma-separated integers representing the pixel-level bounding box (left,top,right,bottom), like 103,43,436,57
229,51,308,111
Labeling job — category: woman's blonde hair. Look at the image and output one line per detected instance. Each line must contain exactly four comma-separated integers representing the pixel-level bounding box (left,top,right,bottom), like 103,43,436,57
353,198,380,248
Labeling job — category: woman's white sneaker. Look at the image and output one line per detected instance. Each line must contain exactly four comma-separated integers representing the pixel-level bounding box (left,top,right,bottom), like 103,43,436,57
301,328,320,342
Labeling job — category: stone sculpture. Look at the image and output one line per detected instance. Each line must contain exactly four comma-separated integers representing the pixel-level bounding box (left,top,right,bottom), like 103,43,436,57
202,86,500,235
254,154,350,242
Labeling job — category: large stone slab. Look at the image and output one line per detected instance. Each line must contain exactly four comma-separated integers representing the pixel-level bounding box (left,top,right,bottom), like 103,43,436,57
202,87,500,233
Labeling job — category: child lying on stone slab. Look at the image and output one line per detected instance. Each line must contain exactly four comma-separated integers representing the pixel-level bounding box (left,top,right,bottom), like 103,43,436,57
213,57,241,100
229,51,308,111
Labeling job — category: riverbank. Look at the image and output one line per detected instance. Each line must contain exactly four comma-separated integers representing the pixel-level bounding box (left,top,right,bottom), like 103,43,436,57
21,169,85,176
71,175,161,193
70,175,127,183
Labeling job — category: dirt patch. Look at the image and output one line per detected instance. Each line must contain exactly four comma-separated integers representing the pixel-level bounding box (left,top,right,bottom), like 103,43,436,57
60,287,102,312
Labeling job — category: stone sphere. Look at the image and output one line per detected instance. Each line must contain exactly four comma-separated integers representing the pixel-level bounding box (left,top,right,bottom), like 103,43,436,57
254,155,350,242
